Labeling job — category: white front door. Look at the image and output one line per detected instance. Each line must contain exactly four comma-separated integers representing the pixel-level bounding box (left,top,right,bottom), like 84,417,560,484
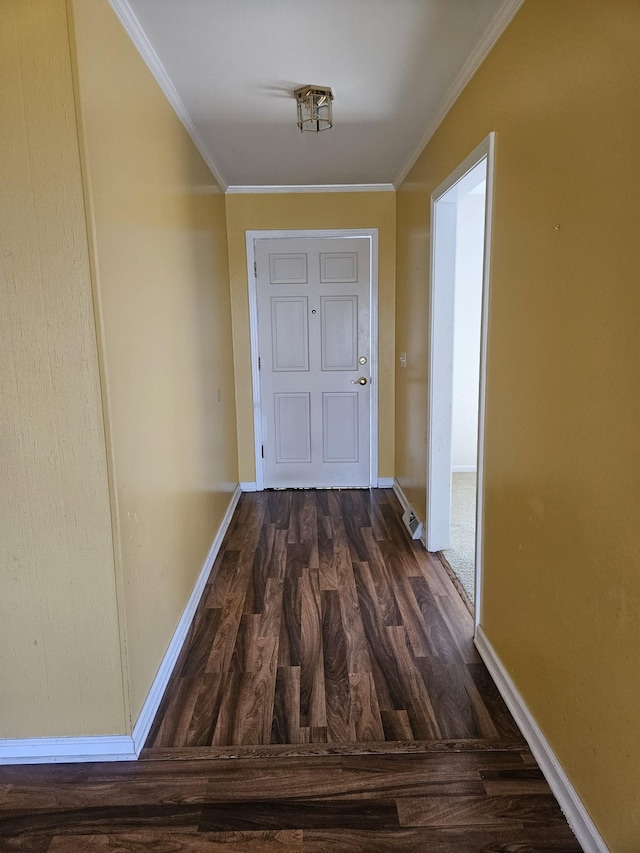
255,236,372,488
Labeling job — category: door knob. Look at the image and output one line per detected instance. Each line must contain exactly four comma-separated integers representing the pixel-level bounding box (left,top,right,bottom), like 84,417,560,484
351,376,368,385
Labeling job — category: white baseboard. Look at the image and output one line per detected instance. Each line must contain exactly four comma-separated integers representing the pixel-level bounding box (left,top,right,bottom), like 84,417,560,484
474,626,608,853
0,735,136,765
131,484,242,753
376,477,394,488
392,478,411,513
452,465,477,473
240,481,258,492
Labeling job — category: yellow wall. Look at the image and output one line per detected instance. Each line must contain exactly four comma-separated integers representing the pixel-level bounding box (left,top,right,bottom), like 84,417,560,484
396,1,640,848
225,192,396,484
0,0,125,737
70,0,238,723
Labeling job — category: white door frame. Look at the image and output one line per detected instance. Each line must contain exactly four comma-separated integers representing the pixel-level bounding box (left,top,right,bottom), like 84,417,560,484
246,229,379,491
426,134,494,626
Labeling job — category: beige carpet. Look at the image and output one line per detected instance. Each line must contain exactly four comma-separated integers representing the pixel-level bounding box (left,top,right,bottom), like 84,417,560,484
444,472,476,603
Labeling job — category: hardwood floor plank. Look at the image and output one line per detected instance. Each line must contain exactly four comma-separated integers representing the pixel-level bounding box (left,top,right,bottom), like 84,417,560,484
332,530,372,680
408,576,464,663
205,590,248,675
347,671,385,742
47,832,303,852
271,666,301,745
1,838,53,852
277,573,300,667
267,529,288,582
0,805,203,837
387,571,433,659
260,576,284,640
273,490,292,531
287,490,306,544
396,793,573,829
322,589,356,743
352,561,406,711
180,608,222,679
413,657,480,740
367,488,392,541
434,590,481,665
182,672,226,748
299,568,327,731
198,799,400,831
318,514,339,591
227,496,266,551
0,777,210,810
243,523,276,616
301,827,582,852
204,550,241,609
210,669,243,747
360,529,403,626
380,710,413,742
339,491,371,564
386,626,441,740
465,663,523,740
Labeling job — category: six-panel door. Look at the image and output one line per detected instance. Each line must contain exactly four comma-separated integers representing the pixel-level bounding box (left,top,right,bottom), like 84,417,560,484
256,237,371,488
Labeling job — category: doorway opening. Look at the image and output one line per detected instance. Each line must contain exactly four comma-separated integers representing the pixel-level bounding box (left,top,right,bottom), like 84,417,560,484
426,134,494,622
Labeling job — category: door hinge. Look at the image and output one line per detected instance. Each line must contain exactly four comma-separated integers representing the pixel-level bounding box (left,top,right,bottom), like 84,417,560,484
261,445,264,458
254,261,257,277
258,356,261,370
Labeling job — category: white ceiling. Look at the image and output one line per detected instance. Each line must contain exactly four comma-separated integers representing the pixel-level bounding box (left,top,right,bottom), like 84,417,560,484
113,0,523,191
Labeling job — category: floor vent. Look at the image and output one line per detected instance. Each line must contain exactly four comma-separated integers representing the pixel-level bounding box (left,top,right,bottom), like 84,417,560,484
402,506,423,540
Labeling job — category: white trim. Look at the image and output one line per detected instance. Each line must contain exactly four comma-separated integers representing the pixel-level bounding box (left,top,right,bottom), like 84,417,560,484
452,465,477,473
246,229,379,491
394,0,524,187
240,481,258,492
474,135,495,626
0,736,136,765
131,484,241,752
107,0,228,191
226,184,394,195
392,478,412,515
475,626,609,853
377,477,394,488
426,134,494,627
393,478,428,549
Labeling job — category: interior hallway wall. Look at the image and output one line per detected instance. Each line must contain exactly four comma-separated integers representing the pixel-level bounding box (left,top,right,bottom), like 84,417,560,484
0,0,125,738
395,1,640,848
70,0,238,725
225,192,396,485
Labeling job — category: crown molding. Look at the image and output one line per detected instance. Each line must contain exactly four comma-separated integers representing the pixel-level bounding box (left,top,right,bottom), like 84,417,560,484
226,184,395,195
108,0,228,191
394,0,526,188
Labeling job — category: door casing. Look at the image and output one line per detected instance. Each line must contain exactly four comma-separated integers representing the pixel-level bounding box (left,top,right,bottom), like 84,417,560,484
246,229,379,491
426,134,494,627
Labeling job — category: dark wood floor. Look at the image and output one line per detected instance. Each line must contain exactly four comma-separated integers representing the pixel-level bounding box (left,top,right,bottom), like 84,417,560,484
0,489,582,851
146,489,520,751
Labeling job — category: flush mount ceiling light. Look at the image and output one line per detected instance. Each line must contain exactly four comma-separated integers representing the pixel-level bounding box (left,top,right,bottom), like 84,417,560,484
294,85,333,132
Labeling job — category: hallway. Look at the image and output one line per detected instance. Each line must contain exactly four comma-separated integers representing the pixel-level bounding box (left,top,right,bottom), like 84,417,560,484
0,489,581,849
145,488,517,752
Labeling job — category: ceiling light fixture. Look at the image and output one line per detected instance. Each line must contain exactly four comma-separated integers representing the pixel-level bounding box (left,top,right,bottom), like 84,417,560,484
294,85,333,133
